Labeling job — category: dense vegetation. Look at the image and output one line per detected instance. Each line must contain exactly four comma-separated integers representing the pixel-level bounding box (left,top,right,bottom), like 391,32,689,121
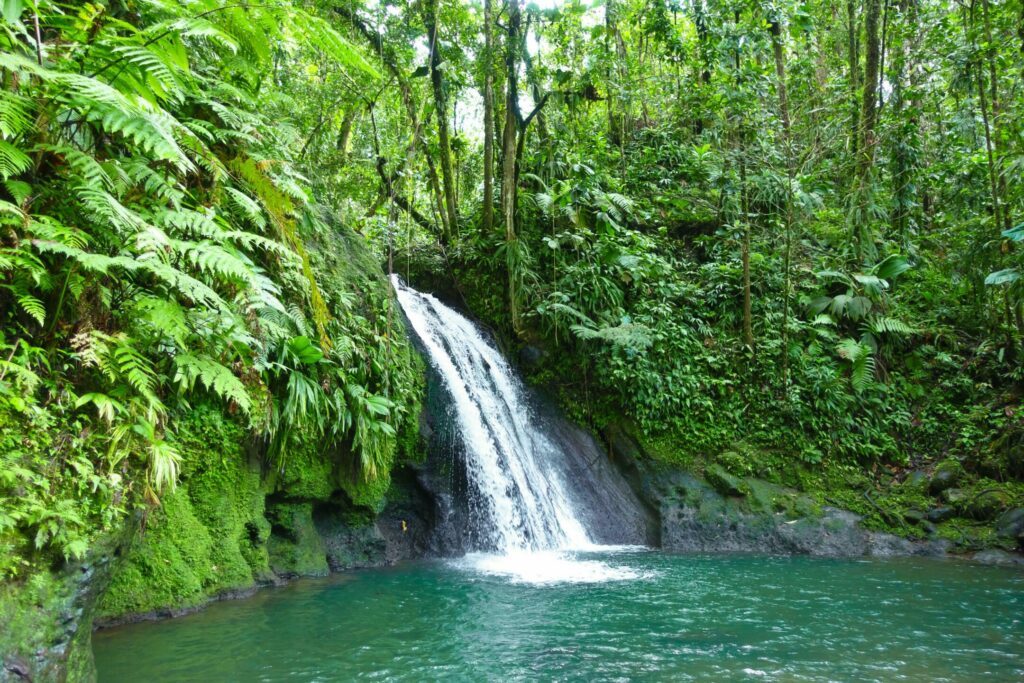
317,0,1024,532
0,0,422,580
1,0,1023,670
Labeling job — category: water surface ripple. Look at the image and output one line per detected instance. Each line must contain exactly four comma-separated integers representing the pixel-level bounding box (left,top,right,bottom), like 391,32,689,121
94,552,1024,682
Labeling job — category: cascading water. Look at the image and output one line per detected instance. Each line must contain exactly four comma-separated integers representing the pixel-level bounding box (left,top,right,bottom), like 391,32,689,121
393,276,653,583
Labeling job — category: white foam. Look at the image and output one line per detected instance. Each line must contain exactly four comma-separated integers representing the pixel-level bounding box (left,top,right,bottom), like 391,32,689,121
452,550,653,585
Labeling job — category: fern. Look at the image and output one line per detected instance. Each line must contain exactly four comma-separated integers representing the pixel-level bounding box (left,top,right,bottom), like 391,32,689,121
869,316,916,336
571,322,653,351
0,140,31,180
836,338,876,393
0,91,34,138
173,353,252,414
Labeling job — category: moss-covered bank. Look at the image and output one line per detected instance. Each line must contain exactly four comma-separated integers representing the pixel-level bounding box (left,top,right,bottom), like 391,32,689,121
95,402,428,626
601,420,1024,559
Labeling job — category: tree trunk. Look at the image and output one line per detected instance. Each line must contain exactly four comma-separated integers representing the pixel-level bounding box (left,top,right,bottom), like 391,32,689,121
847,0,860,158
501,0,522,244
735,9,753,351
967,0,1003,236
980,0,1009,230
502,0,524,330
770,15,794,387
853,0,880,262
423,0,458,240
482,0,495,232
859,0,881,173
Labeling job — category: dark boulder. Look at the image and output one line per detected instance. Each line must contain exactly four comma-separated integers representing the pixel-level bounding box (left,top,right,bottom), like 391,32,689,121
995,508,1024,544
903,509,926,525
929,459,963,495
942,488,968,507
926,506,956,523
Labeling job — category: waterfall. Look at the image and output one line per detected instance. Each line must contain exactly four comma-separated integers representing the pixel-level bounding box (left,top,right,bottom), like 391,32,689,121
392,276,595,553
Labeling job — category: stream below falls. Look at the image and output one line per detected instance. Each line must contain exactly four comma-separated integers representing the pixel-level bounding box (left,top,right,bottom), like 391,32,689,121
94,550,1024,681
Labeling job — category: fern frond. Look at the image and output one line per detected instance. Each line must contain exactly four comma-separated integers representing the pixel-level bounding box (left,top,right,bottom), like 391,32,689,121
0,140,31,181
173,239,255,284
868,316,916,336
0,92,34,138
571,322,653,350
174,352,252,414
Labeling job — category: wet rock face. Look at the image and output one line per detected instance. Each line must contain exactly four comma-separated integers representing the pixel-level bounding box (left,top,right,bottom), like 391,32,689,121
603,427,952,559
314,505,387,572
1,527,130,683
653,477,947,558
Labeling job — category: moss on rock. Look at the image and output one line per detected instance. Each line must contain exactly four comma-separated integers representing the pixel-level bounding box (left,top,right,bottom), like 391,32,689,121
98,406,273,619
266,501,329,577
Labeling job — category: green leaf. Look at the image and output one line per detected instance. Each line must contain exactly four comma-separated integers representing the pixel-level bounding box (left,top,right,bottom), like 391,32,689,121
1002,223,1024,242
2,0,25,24
985,269,1020,286
288,336,324,365
0,140,31,180
873,254,911,280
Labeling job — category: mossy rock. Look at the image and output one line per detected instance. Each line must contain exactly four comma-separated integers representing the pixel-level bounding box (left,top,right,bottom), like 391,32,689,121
942,488,968,506
966,489,1012,521
101,406,272,619
902,470,929,490
99,490,215,617
928,459,964,495
704,464,748,498
995,508,1024,543
266,501,329,577
926,506,956,523
274,434,337,501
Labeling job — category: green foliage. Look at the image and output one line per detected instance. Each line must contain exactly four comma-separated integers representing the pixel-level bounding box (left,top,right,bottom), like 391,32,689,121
0,0,422,571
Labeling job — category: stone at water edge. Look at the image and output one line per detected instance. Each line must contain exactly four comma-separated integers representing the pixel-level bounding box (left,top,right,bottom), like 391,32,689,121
972,549,1024,566
995,508,1024,543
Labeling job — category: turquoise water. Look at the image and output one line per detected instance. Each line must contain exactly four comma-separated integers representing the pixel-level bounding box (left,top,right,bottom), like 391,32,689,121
94,551,1024,681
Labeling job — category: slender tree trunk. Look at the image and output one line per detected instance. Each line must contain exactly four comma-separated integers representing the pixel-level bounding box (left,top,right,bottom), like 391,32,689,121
853,0,880,262
891,0,920,246
847,0,860,158
337,6,448,240
423,0,458,240
335,106,359,159
969,0,1003,235
770,15,794,387
735,10,753,351
980,0,1009,230
859,0,881,171
501,0,522,244
482,0,495,232
741,157,753,350
502,0,524,330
